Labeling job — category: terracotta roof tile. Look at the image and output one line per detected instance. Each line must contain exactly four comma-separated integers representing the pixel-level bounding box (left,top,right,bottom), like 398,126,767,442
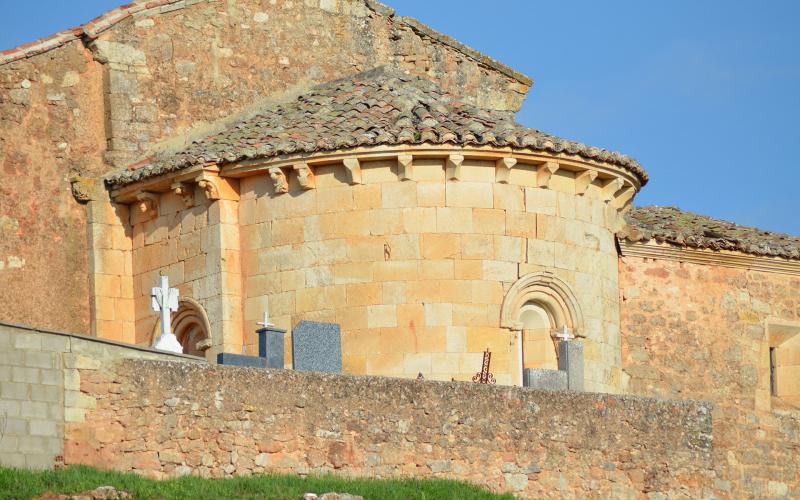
106,66,646,187
621,206,800,260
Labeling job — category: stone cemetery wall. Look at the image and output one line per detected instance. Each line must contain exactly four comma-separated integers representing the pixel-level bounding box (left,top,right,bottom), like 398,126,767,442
65,358,715,497
620,255,800,498
237,158,624,390
0,0,529,335
0,322,202,469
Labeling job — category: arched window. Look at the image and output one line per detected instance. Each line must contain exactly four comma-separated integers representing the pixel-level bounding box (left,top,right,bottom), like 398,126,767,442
501,272,584,382
171,297,212,357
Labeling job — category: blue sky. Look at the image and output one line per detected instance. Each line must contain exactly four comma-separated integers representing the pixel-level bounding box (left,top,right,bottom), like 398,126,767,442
3,1,799,234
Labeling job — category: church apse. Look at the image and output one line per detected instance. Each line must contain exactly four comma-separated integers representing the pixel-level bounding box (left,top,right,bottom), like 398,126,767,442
97,68,644,391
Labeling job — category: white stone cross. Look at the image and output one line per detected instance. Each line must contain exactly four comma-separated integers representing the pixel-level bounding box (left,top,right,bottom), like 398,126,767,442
554,325,574,342
151,274,183,353
256,310,274,329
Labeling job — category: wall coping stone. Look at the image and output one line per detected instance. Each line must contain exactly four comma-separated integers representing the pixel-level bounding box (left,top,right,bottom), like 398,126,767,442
0,321,205,362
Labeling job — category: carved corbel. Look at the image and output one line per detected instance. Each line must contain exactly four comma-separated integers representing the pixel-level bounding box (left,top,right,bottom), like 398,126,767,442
495,157,517,184
574,170,598,196
446,154,464,181
293,163,315,190
342,157,363,185
611,184,636,209
170,182,195,208
135,192,159,215
600,178,625,202
268,167,289,194
196,177,220,200
536,161,559,189
397,154,414,181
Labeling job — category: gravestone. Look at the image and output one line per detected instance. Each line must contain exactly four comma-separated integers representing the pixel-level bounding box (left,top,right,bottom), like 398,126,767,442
217,352,268,368
258,326,286,369
558,340,584,391
523,368,568,391
291,320,342,373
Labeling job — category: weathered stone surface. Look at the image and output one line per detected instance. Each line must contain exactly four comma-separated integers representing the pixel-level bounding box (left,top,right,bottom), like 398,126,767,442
0,0,531,333
621,256,800,498
64,359,715,498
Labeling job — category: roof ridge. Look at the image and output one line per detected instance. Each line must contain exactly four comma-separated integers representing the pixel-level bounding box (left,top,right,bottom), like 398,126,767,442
0,0,532,87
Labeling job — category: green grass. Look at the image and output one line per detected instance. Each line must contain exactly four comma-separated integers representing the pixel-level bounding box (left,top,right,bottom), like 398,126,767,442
0,465,513,500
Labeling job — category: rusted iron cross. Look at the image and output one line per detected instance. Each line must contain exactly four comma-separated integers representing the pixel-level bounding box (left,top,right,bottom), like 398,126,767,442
472,347,496,384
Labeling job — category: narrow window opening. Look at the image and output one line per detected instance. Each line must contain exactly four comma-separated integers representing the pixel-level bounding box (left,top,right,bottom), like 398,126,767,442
770,346,777,396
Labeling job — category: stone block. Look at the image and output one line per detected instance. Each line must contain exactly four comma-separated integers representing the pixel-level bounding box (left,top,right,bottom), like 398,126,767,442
417,182,445,206
29,420,58,437
436,207,473,233
1,381,28,400
446,182,493,208
217,353,268,368
381,182,417,208
291,321,342,373
473,208,506,235
525,187,557,215
422,233,460,259
258,327,286,369
14,332,41,350
424,303,452,327
367,304,397,328
523,368,568,390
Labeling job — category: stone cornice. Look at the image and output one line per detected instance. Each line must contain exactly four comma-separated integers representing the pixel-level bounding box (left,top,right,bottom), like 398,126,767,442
110,144,642,209
619,240,800,276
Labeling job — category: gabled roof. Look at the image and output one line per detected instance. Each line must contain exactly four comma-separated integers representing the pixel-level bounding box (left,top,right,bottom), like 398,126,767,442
622,206,800,260
0,0,530,88
106,66,646,187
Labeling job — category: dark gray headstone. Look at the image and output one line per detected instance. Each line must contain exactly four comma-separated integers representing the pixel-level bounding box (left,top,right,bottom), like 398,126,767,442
258,326,286,369
523,368,567,391
558,340,584,391
217,352,268,368
291,320,342,373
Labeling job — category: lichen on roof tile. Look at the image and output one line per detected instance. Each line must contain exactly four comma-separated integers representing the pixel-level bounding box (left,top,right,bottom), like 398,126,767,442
621,206,800,260
106,66,646,187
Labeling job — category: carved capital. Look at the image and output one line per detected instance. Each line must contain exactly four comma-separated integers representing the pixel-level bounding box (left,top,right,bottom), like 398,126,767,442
170,182,195,208
536,161,559,189
574,170,598,196
268,167,289,194
495,157,517,184
293,163,315,190
342,158,363,185
601,178,625,202
446,154,464,181
397,154,414,181
135,192,158,213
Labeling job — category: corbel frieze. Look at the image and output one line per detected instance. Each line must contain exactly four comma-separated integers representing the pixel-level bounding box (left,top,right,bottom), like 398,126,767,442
446,154,464,181
397,154,414,181
536,161,559,189
574,170,598,196
342,158,363,185
293,163,316,190
268,167,289,194
495,157,517,184
170,182,195,208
